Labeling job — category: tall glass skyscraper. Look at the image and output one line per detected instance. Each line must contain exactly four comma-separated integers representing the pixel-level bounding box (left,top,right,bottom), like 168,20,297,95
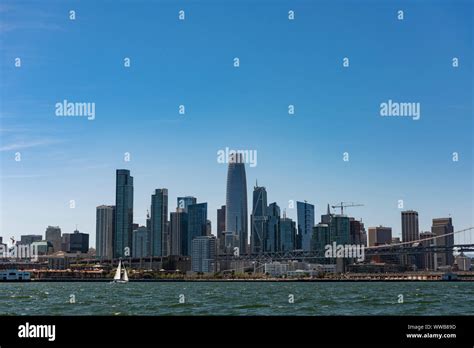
217,205,226,253
225,153,248,254
251,183,268,254
279,215,296,252
186,202,208,256
114,169,133,258
266,202,280,252
151,188,168,257
297,201,315,251
177,196,197,212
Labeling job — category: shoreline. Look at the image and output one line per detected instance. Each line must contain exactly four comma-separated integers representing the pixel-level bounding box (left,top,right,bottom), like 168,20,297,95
1,278,472,283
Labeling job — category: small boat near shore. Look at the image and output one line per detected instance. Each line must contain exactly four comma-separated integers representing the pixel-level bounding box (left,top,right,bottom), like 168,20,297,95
111,260,129,283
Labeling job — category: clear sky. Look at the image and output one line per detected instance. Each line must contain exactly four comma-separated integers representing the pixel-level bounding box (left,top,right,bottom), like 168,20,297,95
1,0,473,248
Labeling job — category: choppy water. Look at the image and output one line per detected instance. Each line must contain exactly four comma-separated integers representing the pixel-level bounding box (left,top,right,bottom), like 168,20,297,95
0,282,473,315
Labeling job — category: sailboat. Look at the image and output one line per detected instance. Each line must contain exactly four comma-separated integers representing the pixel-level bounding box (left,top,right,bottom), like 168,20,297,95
112,260,129,283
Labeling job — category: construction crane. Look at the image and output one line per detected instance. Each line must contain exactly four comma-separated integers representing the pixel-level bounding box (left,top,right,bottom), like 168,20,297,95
331,202,364,215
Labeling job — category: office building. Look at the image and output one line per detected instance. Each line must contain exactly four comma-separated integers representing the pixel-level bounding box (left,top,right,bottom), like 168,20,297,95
96,205,115,259
251,184,268,254
217,205,226,253
367,226,392,247
114,169,134,258
20,235,42,245
151,188,168,257
402,210,419,242
63,229,89,253
279,213,296,252
45,226,62,252
177,196,197,212
191,235,216,273
266,202,280,253
187,202,208,256
431,218,455,267
330,215,351,245
297,201,315,251
225,152,248,254
132,226,148,258
170,208,188,256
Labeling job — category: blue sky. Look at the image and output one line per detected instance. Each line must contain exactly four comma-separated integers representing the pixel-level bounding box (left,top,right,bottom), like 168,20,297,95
1,0,473,247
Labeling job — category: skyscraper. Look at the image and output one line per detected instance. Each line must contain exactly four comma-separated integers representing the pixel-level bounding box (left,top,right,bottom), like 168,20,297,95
431,217,455,268
367,226,392,247
402,210,419,242
132,226,148,258
297,201,315,251
349,218,365,246
191,235,216,273
266,202,280,252
177,196,197,212
312,223,330,257
330,215,351,245
279,213,296,252
64,229,89,253
187,202,208,256
151,188,168,257
170,208,188,256
45,226,62,253
96,205,115,259
114,169,134,258
217,205,226,253
225,153,248,254
251,183,268,254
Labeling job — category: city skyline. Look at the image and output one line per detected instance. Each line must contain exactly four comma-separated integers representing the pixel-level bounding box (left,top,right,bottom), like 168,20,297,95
1,1,473,247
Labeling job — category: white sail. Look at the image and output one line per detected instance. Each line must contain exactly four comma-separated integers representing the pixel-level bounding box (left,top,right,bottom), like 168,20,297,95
122,265,129,282
114,261,122,280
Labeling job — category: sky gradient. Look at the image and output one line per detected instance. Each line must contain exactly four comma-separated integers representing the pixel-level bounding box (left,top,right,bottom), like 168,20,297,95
1,0,473,247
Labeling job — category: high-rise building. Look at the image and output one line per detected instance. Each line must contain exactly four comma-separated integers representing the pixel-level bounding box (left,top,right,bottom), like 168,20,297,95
321,204,333,224
191,235,216,273
251,183,268,254
206,220,212,236
402,210,419,242
217,205,226,253
297,201,315,251
431,218,455,268
279,213,296,252
177,196,197,212
96,205,115,259
45,226,62,252
63,229,89,253
225,153,248,255
266,202,280,253
132,226,148,258
312,223,330,258
151,188,168,257
187,203,208,256
114,169,134,258
349,218,365,246
146,210,151,256
20,235,42,245
330,215,351,245
170,208,188,256
419,231,436,270
367,226,392,247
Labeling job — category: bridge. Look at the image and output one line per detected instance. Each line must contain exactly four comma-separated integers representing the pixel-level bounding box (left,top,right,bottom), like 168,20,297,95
217,226,474,262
